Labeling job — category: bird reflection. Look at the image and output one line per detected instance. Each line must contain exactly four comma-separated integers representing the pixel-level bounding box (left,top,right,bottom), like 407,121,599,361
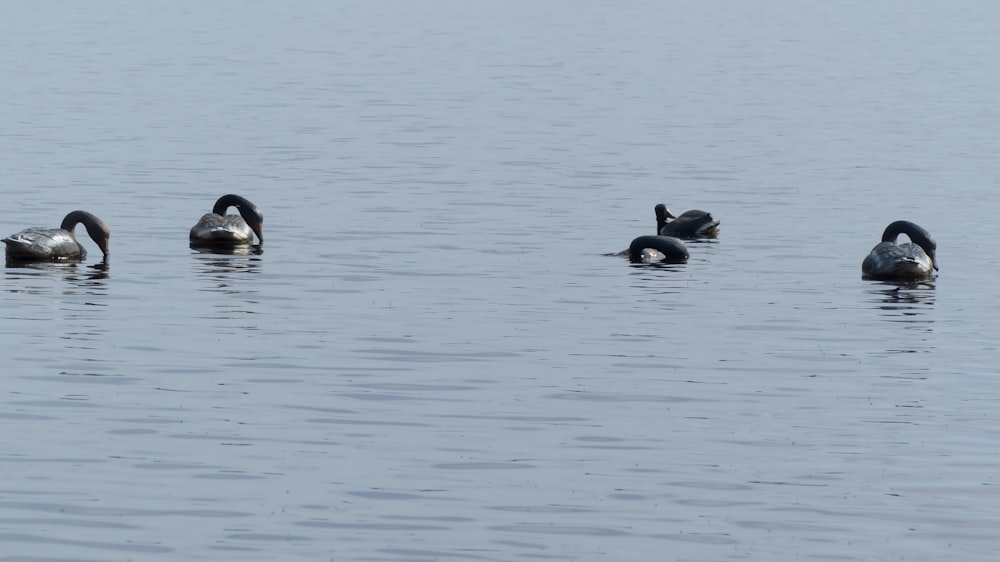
863,280,936,362
190,247,262,321
192,248,261,276
191,247,261,307
626,262,689,297
5,257,109,296
190,244,263,257
866,280,935,325
628,261,687,272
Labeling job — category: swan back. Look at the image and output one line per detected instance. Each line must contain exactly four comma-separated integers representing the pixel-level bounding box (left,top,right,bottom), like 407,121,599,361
3,228,84,259
655,203,720,239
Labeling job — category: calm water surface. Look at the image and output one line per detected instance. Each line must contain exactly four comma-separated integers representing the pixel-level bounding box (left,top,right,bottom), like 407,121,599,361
2,1,1000,560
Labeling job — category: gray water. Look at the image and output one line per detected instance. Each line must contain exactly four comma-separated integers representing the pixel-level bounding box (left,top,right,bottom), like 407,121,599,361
1,1,999,561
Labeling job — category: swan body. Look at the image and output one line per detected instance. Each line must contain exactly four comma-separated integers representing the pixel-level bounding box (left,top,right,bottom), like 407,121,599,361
628,235,689,263
190,194,263,247
656,203,720,239
3,210,110,261
862,221,937,280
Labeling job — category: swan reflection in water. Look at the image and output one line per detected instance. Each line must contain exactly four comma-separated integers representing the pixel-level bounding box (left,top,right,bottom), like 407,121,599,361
191,246,262,313
190,247,262,322
191,244,262,258
625,261,690,300
866,279,935,329
5,257,109,295
192,246,261,275
862,280,936,364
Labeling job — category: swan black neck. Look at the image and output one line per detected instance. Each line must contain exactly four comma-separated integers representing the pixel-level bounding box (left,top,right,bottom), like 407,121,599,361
212,194,264,243
628,235,689,263
654,203,674,233
60,210,110,256
882,220,932,245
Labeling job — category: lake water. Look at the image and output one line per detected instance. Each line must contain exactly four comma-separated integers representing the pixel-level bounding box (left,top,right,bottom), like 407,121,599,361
1,1,999,560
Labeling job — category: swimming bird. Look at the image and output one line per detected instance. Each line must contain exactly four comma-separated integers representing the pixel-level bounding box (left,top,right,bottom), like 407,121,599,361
628,235,689,264
3,210,110,261
190,194,263,247
656,203,720,239
862,220,937,280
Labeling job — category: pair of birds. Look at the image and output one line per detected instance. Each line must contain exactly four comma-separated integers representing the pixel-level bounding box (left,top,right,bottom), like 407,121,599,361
629,204,938,281
2,194,264,261
628,204,721,263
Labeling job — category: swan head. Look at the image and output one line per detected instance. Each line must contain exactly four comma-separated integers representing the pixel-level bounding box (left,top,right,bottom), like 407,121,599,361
654,204,677,220
654,203,677,233
90,224,111,257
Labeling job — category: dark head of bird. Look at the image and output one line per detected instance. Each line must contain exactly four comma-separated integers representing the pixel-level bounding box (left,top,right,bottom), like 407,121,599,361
654,203,677,233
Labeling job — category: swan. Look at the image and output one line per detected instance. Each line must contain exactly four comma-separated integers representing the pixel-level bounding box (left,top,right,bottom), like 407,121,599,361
862,220,937,280
628,235,689,264
190,194,263,247
3,210,110,261
656,203,720,239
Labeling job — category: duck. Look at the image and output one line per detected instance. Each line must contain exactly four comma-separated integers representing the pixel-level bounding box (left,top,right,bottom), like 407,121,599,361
190,194,263,247
628,235,689,264
862,220,937,280
655,203,720,239
3,210,110,261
